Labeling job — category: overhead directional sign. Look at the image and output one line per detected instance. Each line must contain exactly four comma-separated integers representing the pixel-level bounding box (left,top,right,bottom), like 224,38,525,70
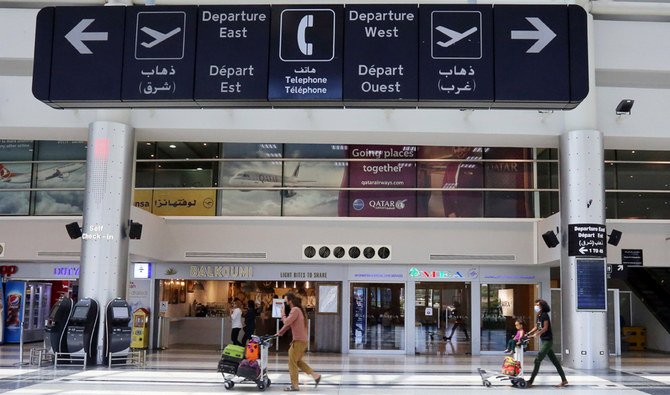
343,5,418,103
35,6,126,106
419,5,493,105
268,5,344,103
568,224,607,258
32,4,588,109
494,5,571,107
122,6,198,104
621,249,643,266
194,6,271,105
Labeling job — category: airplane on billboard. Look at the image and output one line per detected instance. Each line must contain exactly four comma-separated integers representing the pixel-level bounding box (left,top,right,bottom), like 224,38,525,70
228,163,316,197
0,163,84,184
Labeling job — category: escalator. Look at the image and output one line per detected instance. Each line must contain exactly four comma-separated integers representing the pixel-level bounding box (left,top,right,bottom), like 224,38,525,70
625,267,670,333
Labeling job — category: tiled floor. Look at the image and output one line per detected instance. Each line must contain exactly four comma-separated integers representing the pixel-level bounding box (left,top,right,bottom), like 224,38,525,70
0,344,669,394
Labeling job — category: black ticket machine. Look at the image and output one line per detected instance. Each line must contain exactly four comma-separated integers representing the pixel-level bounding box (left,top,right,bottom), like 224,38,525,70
103,298,132,365
44,297,73,354
65,298,99,365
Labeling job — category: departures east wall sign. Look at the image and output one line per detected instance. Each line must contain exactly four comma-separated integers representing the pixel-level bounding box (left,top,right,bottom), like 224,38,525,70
32,4,588,109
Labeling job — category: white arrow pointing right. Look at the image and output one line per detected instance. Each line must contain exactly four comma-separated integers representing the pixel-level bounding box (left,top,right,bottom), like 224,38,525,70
511,17,556,54
65,19,108,55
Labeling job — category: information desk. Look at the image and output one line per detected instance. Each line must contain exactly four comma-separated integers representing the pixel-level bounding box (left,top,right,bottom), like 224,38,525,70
166,317,229,349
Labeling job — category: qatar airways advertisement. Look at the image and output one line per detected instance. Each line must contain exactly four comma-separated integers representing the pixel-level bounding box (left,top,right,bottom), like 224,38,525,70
347,145,416,217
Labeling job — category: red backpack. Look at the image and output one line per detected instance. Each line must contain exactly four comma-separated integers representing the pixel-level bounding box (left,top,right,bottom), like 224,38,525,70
245,338,260,361
502,356,521,376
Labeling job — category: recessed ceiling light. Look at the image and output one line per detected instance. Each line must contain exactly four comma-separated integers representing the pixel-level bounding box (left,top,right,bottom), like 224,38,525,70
169,144,176,149
146,142,152,146
196,167,203,171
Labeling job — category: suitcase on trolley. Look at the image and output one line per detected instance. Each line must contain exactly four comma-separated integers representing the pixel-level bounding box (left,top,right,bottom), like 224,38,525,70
222,344,245,364
217,359,239,375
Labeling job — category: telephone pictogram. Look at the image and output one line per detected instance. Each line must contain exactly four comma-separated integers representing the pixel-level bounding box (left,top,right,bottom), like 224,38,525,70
297,15,314,56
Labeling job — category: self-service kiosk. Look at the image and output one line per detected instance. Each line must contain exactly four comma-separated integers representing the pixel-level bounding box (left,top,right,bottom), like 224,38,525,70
44,297,73,354
65,298,99,365
103,298,131,365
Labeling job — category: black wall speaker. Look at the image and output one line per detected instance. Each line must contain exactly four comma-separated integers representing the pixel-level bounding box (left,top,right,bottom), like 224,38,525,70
129,222,143,240
608,229,622,246
65,222,82,239
542,230,560,248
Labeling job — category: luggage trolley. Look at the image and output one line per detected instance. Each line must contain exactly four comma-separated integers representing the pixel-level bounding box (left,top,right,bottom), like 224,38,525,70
478,337,529,388
218,334,275,391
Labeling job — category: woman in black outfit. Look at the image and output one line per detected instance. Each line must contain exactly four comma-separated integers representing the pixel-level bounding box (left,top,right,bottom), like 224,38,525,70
242,300,258,345
526,299,568,388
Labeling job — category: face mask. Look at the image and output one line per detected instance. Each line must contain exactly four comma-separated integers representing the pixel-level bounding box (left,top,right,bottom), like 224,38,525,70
534,305,541,313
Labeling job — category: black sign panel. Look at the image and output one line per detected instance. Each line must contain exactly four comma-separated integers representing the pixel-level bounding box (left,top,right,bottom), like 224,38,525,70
32,7,55,105
268,5,343,103
49,7,126,105
568,223,607,257
419,5,493,105
343,5,418,103
494,5,570,107
577,259,607,310
622,249,643,266
122,6,198,104
194,6,270,105
608,263,628,280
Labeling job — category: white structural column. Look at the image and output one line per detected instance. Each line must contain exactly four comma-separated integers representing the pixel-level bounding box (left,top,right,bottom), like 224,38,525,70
559,130,608,369
79,120,135,363
559,8,608,370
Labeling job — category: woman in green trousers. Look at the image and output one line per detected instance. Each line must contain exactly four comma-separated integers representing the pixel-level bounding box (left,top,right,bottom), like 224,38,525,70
526,299,568,388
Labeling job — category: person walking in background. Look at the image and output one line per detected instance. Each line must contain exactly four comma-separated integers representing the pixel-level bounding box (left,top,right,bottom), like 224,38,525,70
443,301,469,341
230,298,243,346
526,299,568,388
276,292,321,391
242,300,258,345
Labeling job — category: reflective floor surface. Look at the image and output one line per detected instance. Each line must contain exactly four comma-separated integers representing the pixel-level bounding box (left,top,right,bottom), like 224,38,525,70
1,344,670,394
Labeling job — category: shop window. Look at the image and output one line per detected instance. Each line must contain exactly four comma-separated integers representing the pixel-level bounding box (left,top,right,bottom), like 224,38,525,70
480,283,539,352
33,141,86,215
282,144,348,217
350,283,405,351
220,143,282,216
0,140,33,215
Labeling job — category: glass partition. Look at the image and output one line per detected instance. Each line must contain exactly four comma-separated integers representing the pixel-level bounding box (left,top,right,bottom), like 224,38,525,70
350,283,405,351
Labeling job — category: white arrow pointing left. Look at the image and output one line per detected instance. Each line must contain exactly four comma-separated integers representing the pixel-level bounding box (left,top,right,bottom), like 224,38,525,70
579,246,588,255
65,19,108,55
511,17,556,54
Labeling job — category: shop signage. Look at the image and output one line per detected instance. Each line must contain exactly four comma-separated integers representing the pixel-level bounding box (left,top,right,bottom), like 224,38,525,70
33,4,588,110
568,224,607,258
0,265,18,276
134,263,151,279
409,266,478,279
189,265,253,278
53,266,79,277
280,271,328,279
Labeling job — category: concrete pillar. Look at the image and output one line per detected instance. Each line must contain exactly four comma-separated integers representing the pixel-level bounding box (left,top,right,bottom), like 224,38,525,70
79,120,134,363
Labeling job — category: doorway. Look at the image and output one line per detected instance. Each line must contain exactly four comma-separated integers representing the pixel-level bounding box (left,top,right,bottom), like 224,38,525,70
414,281,470,355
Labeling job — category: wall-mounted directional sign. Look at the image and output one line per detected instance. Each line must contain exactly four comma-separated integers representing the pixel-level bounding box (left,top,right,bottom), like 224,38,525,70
568,223,607,258
33,7,126,107
268,5,344,104
122,6,198,104
419,5,493,106
194,6,271,105
343,5,418,104
621,249,643,267
32,4,588,109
